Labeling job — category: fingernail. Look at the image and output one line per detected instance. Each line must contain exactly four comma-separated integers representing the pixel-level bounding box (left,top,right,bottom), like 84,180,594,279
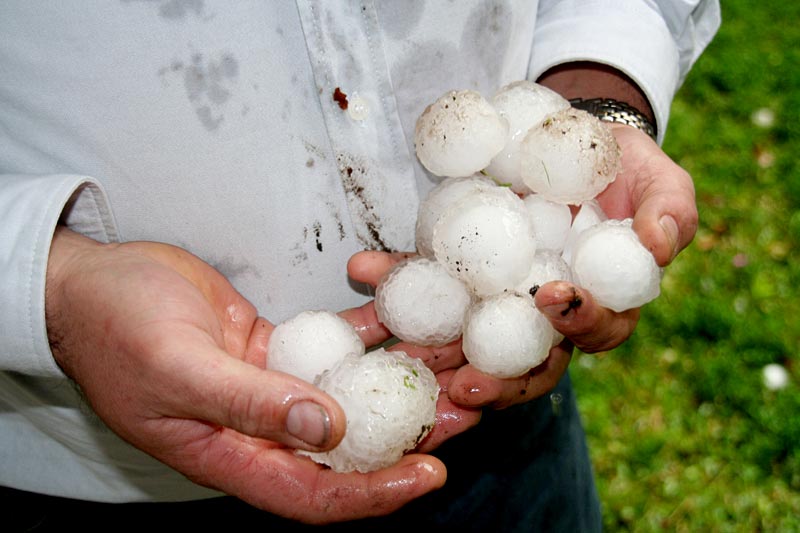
538,284,582,320
287,400,330,447
659,215,679,262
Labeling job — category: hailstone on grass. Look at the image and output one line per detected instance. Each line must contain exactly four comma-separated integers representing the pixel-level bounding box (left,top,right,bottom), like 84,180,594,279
266,310,365,384
375,257,472,347
415,174,496,258
300,348,438,473
485,80,571,193
462,293,554,378
520,108,622,205
415,90,508,178
762,363,790,390
431,185,536,297
569,219,662,312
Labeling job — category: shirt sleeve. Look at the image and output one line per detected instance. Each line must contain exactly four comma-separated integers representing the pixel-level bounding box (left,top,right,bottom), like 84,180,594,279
0,174,118,376
529,0,721,144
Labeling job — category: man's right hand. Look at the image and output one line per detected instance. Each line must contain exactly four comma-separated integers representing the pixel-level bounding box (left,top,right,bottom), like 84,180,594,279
44,227,459,524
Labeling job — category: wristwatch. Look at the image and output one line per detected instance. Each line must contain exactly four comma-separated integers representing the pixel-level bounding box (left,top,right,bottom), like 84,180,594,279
569,97,657,141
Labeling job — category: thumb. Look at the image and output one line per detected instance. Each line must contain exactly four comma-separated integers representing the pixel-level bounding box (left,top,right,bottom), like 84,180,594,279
631,166,698,267
172,346,346,451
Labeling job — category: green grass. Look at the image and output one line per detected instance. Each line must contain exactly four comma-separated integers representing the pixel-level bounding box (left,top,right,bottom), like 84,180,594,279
570,1,800,530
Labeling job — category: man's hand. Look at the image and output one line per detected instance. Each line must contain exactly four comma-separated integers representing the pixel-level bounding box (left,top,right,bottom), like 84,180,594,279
533,123,697,355
45,227,448,524
350,122,698,412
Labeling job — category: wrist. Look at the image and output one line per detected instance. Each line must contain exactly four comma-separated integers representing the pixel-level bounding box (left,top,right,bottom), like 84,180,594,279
45,227,108,367
537,61,655,130
568,97,657,141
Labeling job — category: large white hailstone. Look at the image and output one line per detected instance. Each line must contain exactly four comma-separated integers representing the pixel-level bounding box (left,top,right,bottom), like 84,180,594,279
375,257,472,347
570,219,662,313
485,81,571,193
300,349,439,473
267,310,365,384
561,199,608,266
462,293,554,378
415,174,497,258
415,89,509,178
432,186,537,297
519,108,622,205
523,193,573,252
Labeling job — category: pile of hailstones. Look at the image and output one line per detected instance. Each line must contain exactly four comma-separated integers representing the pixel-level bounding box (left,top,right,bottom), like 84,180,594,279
266,80,662,474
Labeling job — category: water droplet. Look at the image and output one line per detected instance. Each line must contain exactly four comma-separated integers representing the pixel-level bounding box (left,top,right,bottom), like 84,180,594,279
550,392,563,415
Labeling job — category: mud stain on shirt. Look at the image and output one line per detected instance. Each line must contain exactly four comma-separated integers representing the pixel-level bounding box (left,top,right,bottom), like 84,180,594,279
336,152,391,252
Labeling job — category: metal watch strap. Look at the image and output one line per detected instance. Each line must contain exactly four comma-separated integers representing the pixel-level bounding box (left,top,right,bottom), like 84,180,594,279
569,97,657,141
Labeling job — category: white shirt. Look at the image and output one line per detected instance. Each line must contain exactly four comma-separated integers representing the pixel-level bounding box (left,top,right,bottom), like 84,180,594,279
0,0,720,502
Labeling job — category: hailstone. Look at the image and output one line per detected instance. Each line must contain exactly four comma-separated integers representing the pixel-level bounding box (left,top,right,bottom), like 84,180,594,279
520,108,621,204
432,185,536,297
414,89,508,178
569,219,662,312
485,80,571,193
267,310,365,384
514,250,573,298
514,250,572,348
300,349,439,473
523,193,573,253
561,199,608,266
375,257,472,347
462,293,554,378
415,174,496,258
763,363,790,390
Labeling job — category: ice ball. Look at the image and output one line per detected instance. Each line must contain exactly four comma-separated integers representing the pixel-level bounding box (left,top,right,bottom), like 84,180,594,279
462,293,554,378
267,310,365,384
561,199,608,266
415,174,497,258
763,363,790,390
300,349,438,473
432,186,537,297
375,257,472,347
414,89,508,178
485,81,570,193
520,108,621,205
513,250,572,347
569,219,662,312
514,250,573,298
523,193,573,252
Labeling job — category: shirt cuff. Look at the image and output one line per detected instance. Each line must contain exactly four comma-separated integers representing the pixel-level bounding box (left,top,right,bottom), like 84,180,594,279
529,1,680,145
0,175,118,376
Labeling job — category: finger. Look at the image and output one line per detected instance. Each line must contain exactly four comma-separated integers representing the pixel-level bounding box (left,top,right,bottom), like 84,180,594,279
534,281,639,353
388,338,467,373
347,250,417,287
164,334,347,451
339,299,467,372
339,300,394,348
242,316,274,368
188,432,447,524
415,369,482,453
446,346,572,409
